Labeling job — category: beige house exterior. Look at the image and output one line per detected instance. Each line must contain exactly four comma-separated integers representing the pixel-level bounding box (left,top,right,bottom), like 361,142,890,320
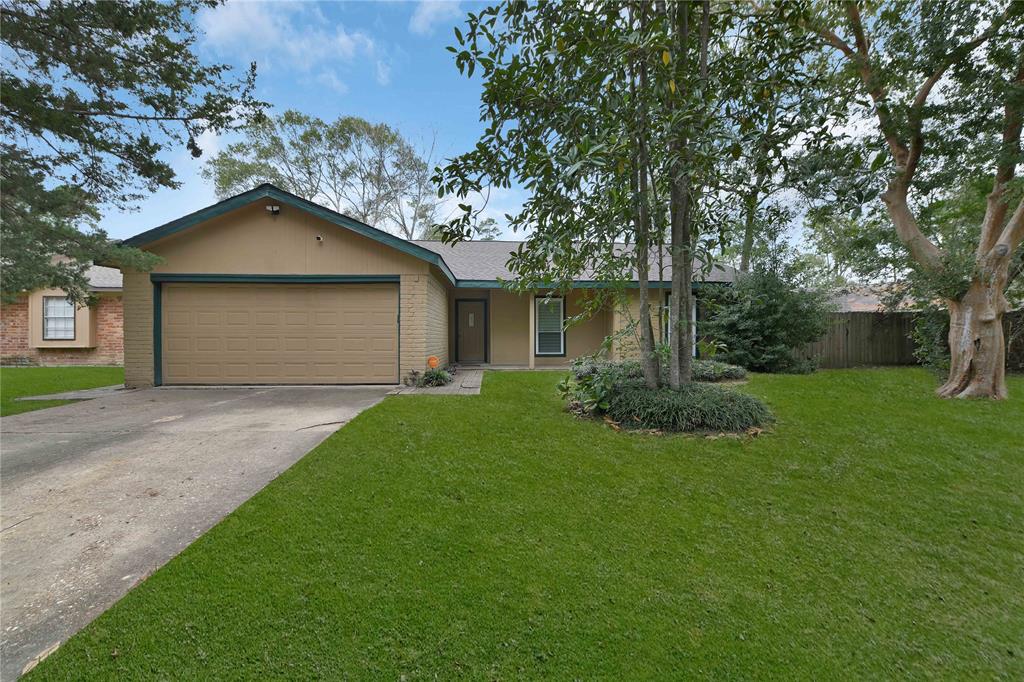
119,184,733,387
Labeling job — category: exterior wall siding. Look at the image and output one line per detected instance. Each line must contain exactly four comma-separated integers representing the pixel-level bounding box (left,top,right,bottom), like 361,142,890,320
1,293,123,366
123,271,155,387
487,289,613,367
146,202,428,276
124,201,445,387
425,272,449,367
489,289,530,365
399,274,427,380
535,290,610,367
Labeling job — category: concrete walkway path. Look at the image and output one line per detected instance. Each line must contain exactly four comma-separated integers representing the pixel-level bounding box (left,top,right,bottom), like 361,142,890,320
390,369,483,395
0,385,390,679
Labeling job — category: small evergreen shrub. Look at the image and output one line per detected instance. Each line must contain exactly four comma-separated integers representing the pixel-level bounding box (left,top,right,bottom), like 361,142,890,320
418,368,453,387
691,359,747,382
606,383,773,433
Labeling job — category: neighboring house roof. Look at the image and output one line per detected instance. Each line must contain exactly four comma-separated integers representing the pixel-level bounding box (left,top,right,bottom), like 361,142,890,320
86,265,122,291
830,285,915,312
121,184,735,288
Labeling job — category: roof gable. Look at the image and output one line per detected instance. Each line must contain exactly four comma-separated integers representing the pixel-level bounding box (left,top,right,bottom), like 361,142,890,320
121,184,735,288
122,184,456,284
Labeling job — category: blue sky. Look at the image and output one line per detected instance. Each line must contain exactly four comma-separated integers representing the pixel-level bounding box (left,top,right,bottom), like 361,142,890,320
103,0,524,241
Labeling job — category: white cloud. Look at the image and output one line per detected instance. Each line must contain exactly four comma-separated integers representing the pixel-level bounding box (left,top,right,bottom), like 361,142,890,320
315,71,349,95
193,127,221,157
375,60,392,86
199,1,378,76
409,1,462,36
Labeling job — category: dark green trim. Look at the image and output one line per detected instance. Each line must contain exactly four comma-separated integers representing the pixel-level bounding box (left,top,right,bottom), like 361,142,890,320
454,298,489,364
534,295,566,358
150,274,400,284
153,281,163,386
123,184,457,285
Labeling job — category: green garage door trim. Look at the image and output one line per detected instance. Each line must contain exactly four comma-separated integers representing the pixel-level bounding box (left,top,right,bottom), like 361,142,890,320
151,274,401,386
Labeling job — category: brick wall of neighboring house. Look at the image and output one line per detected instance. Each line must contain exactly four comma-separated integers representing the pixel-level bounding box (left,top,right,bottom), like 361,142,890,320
0,294,124,366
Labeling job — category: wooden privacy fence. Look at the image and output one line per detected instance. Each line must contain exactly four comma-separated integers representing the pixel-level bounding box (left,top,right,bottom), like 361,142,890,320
798,312,917,369
797,310,1024,370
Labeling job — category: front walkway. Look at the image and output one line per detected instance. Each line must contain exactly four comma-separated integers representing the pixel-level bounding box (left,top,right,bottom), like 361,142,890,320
0,385,390,679
391,369,484,395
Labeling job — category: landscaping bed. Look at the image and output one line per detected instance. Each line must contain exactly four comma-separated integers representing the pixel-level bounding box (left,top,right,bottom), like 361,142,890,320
561,357,771,433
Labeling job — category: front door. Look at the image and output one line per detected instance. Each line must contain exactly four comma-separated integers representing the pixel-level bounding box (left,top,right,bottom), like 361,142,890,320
456,300,486,363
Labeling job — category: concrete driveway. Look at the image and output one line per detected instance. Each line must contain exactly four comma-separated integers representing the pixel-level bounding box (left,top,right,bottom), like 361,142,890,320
0,385,390,679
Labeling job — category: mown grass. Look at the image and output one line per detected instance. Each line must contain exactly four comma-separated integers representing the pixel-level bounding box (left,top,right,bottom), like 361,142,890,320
0,366,123,416
29,369,1023,680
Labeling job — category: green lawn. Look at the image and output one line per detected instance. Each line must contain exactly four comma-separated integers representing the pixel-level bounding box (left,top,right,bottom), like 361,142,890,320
29,369,1023,679
0,366,124,417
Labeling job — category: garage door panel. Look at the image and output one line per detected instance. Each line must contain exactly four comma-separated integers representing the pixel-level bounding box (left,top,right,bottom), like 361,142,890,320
162,283,398,384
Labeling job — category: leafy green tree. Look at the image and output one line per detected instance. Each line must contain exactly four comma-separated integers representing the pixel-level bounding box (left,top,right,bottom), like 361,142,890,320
1,0,264,303
434,1,812,389
803,0,1024,398
203,111,441,239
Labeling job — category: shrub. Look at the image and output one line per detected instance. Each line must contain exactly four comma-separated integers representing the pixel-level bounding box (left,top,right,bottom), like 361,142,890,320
691,359,747,382
418,368,453,387
911,304,951,373
703,268,833,374
606,383,773,433
571,356,745,385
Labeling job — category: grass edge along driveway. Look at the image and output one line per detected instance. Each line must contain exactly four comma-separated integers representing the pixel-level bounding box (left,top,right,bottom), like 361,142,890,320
0,366,124,416
27,368,1024,680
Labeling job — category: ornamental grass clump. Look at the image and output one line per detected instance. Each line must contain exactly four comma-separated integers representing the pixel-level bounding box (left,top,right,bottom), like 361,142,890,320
418,368,454,387
606,383,773,433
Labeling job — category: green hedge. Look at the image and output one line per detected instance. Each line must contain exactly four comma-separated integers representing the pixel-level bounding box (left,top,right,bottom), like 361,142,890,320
606,383,773,433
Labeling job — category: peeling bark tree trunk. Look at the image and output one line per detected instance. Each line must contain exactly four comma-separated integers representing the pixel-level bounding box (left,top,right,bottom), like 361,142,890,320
938,275,1010,400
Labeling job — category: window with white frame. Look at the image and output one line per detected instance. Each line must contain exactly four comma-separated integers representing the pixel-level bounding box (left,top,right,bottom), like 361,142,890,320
535,297,565,355
661,292,697,356
43,296,76,340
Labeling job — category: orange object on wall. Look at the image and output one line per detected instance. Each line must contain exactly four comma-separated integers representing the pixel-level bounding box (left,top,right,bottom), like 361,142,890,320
427,355,439,369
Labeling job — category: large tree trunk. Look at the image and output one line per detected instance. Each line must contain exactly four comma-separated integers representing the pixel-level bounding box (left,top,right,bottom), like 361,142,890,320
739,166,768,273
938,278,1009,399
633,0,659,389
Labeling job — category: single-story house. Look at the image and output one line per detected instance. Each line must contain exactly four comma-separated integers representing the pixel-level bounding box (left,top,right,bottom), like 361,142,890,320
118,184,734,387
0,265,124,366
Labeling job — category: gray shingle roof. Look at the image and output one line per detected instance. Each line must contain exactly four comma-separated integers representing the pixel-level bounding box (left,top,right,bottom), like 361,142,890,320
86,265,122,290
411,240,736,284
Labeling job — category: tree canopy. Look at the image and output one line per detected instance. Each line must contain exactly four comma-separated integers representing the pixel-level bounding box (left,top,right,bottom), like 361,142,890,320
799,0,1024,397
202,111,442,240
1,0,264,303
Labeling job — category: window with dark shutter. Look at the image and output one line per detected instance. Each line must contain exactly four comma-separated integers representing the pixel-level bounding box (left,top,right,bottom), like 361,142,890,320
535,297,564,355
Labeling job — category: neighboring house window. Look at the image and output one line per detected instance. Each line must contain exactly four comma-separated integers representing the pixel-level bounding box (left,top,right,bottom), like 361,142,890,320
661,292,697,356
535,297,565,355
43,296,75,340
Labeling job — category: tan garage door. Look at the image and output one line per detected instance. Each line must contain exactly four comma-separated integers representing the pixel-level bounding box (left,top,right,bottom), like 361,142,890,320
162,283,398,384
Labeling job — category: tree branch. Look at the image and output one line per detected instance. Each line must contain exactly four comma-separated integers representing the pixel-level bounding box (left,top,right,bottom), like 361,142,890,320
980,47,1024,256
991,196,1024,257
